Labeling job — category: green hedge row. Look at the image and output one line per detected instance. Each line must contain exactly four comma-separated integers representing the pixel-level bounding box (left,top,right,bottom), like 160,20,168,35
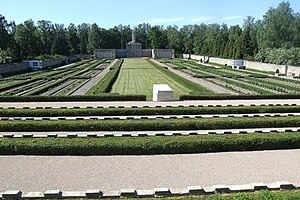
0,106,299,117
180,94,300,100
87,59,123,95
1,132,300,155
0,116,299,132
0,95,146,102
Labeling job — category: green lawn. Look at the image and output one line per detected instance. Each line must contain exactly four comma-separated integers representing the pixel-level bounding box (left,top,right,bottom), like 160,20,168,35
110,59,201,99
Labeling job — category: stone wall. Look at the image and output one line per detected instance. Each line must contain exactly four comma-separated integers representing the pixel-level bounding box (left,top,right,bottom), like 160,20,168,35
142,49,152,57
42,57,67,68
116,49,127,58
187,54,300,77
0,62,29,76
94,49,116,59
68,54,89,62
152,49,175,59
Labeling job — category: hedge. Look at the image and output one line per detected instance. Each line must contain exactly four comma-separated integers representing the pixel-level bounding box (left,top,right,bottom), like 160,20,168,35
0,105,299,117
1,132,300,155
0,116,299,132
0,95,146,102
87,59,124,95
180,94,300,100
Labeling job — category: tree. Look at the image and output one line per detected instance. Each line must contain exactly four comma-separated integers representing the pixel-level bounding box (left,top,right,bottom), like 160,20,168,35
224,25,242,59
37,20,54,55
51,24,69,55
14,19,40,59
165,25,181,52
148,26,167,49
67,23,80,55
116,24,132,49
134,23,151,49
0,48,12,64
77,23,90,54
240,16,257,59
106,27,121,49
88,23,101,53
262,2,295,48
0,14,11,50
180,25,195,54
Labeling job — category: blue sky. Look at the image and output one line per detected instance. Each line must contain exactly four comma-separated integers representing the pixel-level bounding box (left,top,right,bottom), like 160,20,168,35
1,0,299,28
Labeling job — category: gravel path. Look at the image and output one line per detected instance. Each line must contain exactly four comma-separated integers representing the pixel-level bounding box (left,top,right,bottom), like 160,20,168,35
0,149,299,192
71,59,118,95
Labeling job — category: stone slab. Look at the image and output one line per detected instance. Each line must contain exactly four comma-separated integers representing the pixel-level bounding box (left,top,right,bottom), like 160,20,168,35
212,185,231,193
44,190,62,198
276,181,296,190
2,190,22,198
250,182,268,190
136,190,154,198
154,188,171,197
85,189,102,198
229,184,255,192
120,188,137,198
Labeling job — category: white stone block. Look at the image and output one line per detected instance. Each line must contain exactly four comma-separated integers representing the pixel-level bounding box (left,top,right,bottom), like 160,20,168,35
153,84,173,102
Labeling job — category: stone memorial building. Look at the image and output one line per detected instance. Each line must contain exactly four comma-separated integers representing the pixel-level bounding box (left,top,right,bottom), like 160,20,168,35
94,31,174,59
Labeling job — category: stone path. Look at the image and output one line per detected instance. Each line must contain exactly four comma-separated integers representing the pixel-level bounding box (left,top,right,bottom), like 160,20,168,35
0,149,299,192
71,59,118,95
0,99,299,108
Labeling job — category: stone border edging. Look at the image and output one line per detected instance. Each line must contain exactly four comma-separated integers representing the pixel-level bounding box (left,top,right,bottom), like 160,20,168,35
0,181,297,199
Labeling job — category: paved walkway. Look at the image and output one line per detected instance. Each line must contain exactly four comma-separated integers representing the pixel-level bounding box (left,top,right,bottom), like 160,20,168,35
0,150,299,192
0,99,299,108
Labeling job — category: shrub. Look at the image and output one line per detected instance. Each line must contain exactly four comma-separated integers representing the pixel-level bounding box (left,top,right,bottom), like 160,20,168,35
0,116,299,132
1,132,300,155
0,105,299,117
0,95,146,102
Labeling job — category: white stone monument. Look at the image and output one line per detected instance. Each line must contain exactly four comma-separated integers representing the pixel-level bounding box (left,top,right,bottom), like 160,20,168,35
153,84,174,102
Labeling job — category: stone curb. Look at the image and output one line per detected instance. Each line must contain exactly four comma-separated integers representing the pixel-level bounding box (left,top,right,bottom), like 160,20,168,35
1,127,300,139
0,103,297,109
0,182,298,199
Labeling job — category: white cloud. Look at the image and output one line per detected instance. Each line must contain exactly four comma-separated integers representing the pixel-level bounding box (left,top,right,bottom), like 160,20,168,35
218,16,243,21
141,16,244,26
144,17,186,24
189,17,212,23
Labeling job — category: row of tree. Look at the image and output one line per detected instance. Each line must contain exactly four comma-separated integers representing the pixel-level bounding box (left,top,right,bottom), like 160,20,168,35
0,1,299,65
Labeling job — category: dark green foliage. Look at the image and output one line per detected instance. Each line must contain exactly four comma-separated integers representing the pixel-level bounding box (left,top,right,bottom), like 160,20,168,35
0,116,299,132
0,105,299,117
1,132,300,155
0,94,146,102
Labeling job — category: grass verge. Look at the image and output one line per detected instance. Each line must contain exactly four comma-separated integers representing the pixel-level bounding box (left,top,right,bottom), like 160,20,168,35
120,190,300,200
